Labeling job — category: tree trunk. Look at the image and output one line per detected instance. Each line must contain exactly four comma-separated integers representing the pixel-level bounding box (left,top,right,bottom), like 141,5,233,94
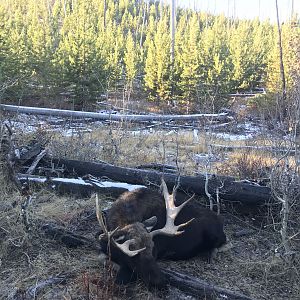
275,0,287,119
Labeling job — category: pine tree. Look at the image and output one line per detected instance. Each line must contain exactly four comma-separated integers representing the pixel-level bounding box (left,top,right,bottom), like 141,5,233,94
199,15,233,98
124,32,138,90
177,13,200,104
144,15,171,102
53,0,106,107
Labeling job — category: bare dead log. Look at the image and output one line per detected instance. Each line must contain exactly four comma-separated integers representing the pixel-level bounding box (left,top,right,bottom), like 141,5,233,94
136,163,177,173
161,268,255,300
1,123,23,190
18,143,44,162
41,223,100,250
0,104,230,123
46,158,271,205
17,174,144,198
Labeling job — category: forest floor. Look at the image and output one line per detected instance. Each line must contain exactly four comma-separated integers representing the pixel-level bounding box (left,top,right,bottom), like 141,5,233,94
0,99,299,300
1,188,299,300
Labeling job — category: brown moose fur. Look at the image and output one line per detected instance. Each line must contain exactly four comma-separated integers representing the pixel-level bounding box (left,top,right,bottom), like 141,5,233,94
105,188,165,230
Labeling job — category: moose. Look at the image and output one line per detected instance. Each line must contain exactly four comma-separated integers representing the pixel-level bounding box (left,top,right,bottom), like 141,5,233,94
95,179,226,287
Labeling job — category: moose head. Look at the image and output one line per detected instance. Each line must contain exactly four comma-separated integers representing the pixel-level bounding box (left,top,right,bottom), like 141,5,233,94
96,180,226,287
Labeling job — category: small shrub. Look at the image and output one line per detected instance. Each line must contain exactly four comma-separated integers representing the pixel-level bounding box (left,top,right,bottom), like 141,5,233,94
216,151,274,180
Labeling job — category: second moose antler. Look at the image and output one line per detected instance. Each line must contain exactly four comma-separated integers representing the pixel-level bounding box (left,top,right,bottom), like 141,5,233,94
150,179,195,237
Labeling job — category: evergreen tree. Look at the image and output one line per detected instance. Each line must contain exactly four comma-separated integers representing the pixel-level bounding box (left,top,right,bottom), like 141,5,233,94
144,15,171,102
199,15,233,97
124,31,138,90
53,0,106,106
176,13,200,104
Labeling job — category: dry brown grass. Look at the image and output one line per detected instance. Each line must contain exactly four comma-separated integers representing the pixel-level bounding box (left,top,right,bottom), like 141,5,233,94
48,125,208,175
216,151,276,179
0,185,166,299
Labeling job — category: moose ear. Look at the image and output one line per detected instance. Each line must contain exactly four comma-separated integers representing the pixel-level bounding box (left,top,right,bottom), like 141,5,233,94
143,216,157,232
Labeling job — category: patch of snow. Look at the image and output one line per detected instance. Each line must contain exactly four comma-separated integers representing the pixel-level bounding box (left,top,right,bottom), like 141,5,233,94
53,178,145,191
210,121,263,141
194,153,220,164
18,176,47,183
91,180,146,191
193,129,199,142
211,132,254,141
97,110,119,115
52,178,90,185
17,175,145,191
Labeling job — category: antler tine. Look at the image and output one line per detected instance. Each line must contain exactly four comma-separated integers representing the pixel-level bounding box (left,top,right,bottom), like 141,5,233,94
113,239,146,257
151,179,195,238
95,194,119,239
172,175,181,197
160,178,170,204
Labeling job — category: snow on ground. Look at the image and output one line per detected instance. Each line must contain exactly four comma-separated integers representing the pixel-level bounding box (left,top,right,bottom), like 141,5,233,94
4,113,103,137
211,131,255,141
3,113,264,141
210,121,263,141
91,180,146,191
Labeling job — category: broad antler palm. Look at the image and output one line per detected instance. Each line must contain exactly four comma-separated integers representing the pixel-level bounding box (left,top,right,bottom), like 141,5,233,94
150,179,194,238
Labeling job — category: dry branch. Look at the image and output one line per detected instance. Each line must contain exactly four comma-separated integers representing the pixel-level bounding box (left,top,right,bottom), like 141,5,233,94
42,223,100,249
26,149,47,174
13,274,75,300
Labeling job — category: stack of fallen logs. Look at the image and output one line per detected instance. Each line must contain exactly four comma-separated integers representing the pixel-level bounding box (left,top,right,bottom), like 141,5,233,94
13,141,272,205
2,136,269,300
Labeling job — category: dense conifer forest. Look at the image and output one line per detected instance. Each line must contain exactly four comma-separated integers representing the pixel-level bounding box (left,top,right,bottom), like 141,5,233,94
0,0,299,110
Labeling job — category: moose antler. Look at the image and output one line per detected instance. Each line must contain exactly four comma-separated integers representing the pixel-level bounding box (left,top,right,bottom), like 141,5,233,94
150,179,195,238
95,193,119,239
95,194,146,257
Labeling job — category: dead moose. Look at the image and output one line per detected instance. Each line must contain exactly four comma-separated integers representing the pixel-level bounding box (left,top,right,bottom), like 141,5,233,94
96,179,226,287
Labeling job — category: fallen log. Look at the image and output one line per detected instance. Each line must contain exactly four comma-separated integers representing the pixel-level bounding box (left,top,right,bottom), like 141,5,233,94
211,144,298,154
26,149,48,174
17,174,146,197
161,268,255,300
135,163,177,173
0,104,230,123
41,223,100,249
45,158,271,205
